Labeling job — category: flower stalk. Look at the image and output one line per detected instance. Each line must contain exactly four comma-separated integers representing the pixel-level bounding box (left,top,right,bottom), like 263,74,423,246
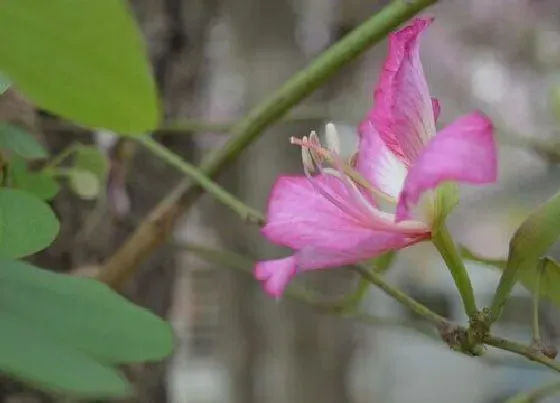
432,224,478,317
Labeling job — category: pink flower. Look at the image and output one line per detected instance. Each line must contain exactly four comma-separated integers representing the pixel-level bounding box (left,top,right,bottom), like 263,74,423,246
255,17,497,298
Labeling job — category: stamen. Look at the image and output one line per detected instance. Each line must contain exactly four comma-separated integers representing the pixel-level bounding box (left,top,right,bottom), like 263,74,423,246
325,123,341,154
291,128,397,205
303,169,373,224
299,136,315,174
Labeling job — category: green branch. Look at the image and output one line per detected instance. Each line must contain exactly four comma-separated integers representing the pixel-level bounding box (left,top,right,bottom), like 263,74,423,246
484,334,560,374
504,380,560,403
353,264,449,328
432,224,478,317
183,242,560,374
136,136,265,225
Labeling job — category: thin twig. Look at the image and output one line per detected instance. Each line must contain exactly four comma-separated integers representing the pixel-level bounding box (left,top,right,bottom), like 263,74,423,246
504,380,560,403
353,264,449,328
181,242,438,336
97,0,439,288
136,135,265,225
484,334,560,374
184,243,560,370
533,260,544,344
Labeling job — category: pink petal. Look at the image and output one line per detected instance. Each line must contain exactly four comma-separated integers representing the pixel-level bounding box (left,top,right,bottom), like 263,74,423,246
254,257,297,299
263,174,427,250
262,174,374,250
255,231,426,298
368,17,436,166
396,111,497,221
357,120,407,200
257,174,431,297
295,232,425,270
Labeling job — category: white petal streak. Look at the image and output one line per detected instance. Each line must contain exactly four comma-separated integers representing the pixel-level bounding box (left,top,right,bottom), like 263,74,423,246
357,121,407,200
375,145,407,199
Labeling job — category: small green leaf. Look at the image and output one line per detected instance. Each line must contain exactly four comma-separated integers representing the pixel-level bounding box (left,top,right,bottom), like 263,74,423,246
489,192,560,319
464,246,560,309
74,146,109,183
509,192,560,260
0,72,10,95
0,188,59,258
0,123,48,159
9,156,59,201
0,0,159,132
460,245,506,270
68,169,100,200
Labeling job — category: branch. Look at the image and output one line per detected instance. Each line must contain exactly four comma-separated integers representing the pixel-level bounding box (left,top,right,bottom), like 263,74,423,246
484,334,560,374
432,224,478,317
181,242,434,335
353,264,449,328
136,136,265,225
504,380,560,403
183,243,560,373
97,0,439,287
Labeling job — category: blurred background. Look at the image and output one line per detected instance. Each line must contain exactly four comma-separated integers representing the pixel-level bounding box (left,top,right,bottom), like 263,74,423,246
4,0,560,402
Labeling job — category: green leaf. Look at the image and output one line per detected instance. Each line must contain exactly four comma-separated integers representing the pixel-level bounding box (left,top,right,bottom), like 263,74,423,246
0,1,159,133
460,245,506,270
9,156,59,201
0,72,10,95
510,192,560,262
462,248,560,308
0,259,174,364
0,259,174,396
489,192,560,319
0,123,48,159
68,169,101,200
0,312,130,398
0,189,59,258
74,146,109,183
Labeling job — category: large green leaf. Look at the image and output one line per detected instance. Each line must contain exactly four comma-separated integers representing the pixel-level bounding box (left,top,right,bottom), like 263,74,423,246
0,123,47,159
0,259,174,396
0,1,159,133
0,259,174,363
0,312,130,398
0,189,59,258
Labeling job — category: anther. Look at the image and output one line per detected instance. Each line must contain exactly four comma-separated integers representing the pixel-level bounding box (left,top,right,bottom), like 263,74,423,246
325,123,341,155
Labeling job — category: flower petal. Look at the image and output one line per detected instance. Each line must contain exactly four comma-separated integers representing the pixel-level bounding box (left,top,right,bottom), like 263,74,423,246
254,257,297,299
263,174,427,249
255,231,425,298
357,120,407,199
262,174,373,250
258,174,431,297
369,17,435,165
396,111,497,221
